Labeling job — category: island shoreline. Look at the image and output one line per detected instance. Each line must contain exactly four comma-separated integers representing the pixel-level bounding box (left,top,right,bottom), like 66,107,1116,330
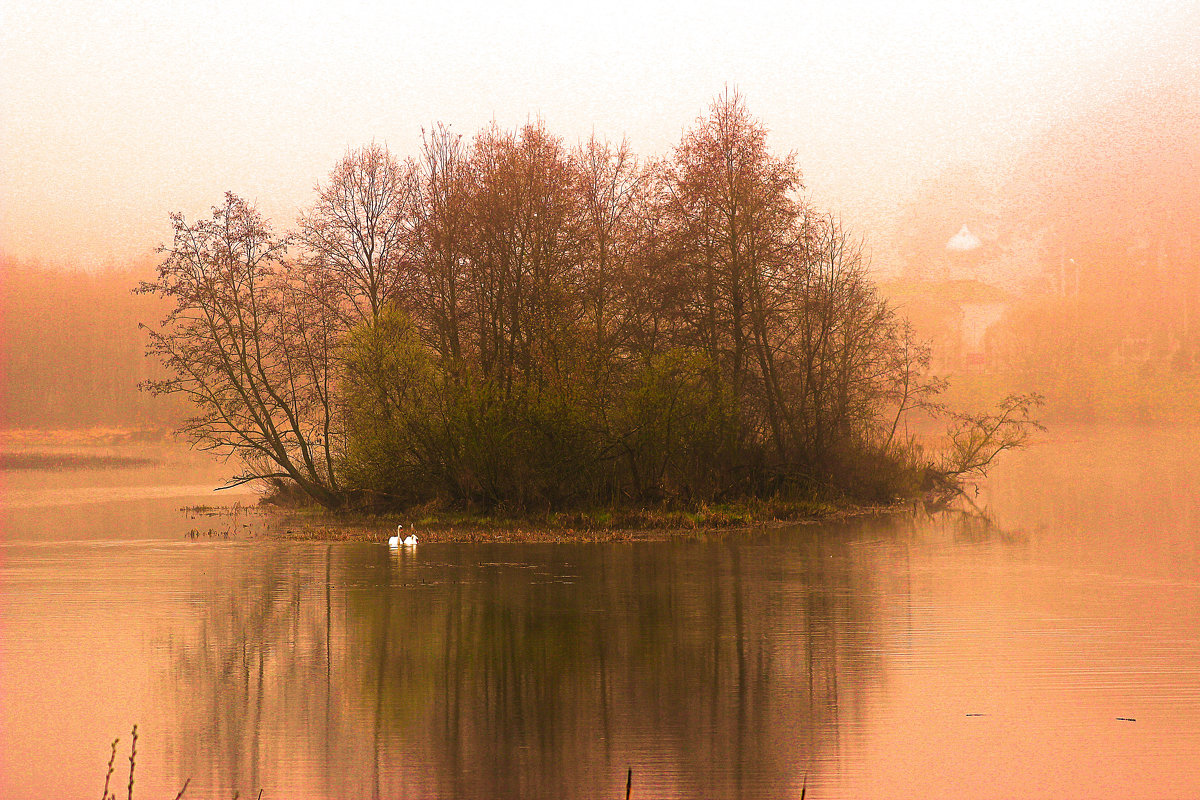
184,497,919,544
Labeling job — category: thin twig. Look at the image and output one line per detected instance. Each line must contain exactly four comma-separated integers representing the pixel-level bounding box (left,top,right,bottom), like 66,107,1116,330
173,778,191,800
127,725,138,800
101,737,119,800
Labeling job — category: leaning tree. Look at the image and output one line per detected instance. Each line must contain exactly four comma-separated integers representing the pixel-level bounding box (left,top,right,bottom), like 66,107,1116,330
140,192,345,507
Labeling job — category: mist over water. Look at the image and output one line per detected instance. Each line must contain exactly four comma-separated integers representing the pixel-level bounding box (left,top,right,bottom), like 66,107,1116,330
3,429,1199,799
3,5,1199,797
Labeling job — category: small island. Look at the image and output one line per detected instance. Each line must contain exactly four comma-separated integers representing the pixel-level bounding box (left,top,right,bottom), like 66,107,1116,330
141,92,1038,538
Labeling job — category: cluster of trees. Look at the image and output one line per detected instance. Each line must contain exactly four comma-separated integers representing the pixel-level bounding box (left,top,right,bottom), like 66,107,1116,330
143,93,1033,510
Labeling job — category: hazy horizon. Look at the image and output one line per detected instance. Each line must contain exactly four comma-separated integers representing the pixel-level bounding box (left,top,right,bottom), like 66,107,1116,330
4,0,1198,270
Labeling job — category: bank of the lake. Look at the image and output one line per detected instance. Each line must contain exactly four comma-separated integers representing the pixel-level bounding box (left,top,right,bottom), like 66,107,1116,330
215,495,911,545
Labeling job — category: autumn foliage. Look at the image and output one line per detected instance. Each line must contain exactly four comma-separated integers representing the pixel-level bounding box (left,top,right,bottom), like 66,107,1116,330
142,93,1029,510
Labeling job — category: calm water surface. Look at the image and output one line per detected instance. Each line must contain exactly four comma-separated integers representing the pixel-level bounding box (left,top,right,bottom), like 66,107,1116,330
2,429,1199,798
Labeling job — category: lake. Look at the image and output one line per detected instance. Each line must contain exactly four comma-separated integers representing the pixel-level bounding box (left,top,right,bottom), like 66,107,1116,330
2,429,1199,799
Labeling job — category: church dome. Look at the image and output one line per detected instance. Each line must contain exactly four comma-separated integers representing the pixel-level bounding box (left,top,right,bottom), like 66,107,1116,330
946,224,982,252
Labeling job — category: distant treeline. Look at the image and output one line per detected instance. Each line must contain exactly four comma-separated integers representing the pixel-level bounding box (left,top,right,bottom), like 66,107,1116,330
0,258,185,430
142,92,1036,511
888,83,1200,420
991,85,1200,396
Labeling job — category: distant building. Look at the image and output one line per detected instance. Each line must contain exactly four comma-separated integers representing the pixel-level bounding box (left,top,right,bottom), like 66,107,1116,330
946,224,982,252
880,278,1010,373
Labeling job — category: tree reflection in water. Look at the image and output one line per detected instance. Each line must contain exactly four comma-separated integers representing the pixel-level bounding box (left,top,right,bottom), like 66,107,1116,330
163,527,898,799
910,494,1030,546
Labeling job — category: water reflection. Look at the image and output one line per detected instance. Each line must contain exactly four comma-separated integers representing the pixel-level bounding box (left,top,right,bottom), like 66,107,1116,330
162,532,895,799
5,428,1200,799
0,441,256,541
905,498,1029,546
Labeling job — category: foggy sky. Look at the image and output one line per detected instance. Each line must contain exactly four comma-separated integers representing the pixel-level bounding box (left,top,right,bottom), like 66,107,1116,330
2,0,1197,268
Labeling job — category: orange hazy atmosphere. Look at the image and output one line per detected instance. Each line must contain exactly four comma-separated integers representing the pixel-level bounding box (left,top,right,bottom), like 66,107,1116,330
7,5,1200,799
2,0,1197,268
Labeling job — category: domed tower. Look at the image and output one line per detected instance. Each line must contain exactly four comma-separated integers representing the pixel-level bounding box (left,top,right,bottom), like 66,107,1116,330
945,223,984,279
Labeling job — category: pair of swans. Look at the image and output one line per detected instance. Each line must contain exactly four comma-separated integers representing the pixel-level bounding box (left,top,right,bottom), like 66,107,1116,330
388,524,418,548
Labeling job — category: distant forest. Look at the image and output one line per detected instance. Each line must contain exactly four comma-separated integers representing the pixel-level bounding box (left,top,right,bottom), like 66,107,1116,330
0,258,185,430
885,84,1200,421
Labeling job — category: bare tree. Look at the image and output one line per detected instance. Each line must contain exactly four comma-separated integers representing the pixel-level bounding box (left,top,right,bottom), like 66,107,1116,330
298,143,417,327
659,89,806,462
140,193,344,507
411,124,472,367
933,393,1045,493
461,120,584,392
573,135,647,357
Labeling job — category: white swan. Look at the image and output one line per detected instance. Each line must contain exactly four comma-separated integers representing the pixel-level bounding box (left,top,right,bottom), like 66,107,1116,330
389,524,418,547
